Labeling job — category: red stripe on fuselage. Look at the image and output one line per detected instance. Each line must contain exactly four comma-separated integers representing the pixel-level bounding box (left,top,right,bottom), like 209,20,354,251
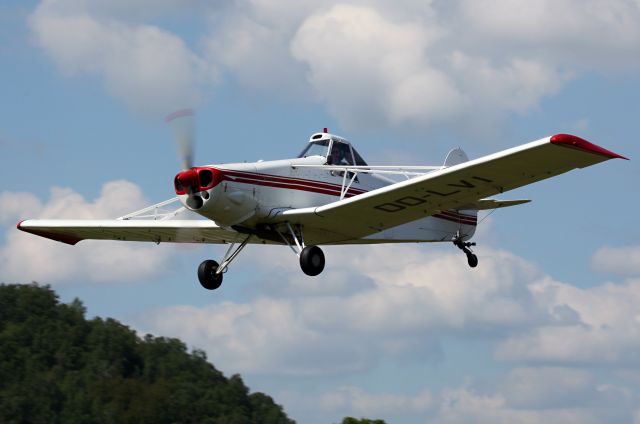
433,211,477,226
222,169,368,193
219,168,367,198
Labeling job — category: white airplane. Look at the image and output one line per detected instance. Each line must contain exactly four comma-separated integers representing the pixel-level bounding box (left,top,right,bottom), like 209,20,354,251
17,110,627,290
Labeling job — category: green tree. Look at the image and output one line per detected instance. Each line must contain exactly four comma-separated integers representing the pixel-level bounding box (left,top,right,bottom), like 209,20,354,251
341,418,387,424
0,283,294,424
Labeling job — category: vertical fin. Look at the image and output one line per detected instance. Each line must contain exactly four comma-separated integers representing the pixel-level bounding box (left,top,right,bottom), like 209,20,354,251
443,148,469,167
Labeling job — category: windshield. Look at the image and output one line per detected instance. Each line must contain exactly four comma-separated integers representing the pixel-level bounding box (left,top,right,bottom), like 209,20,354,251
328,141,354,165
298,140,330,158
352,147,368,166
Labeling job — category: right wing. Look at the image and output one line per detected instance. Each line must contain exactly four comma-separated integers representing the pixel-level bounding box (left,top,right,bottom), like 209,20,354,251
276,134,627,244
17,219,248,245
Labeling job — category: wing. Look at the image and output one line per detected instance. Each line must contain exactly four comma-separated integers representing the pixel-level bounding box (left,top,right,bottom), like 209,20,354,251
278,134,627,243
17,219,249,245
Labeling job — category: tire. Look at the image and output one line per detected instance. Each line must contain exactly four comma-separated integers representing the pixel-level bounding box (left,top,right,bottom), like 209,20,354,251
197,259,223,290
467,254,478,268
299,246,325,276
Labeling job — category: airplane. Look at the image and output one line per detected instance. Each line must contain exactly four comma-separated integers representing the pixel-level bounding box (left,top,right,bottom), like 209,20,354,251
17,110,628,290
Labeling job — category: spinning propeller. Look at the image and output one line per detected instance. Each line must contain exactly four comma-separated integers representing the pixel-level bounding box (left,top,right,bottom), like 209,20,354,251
166,109,202,209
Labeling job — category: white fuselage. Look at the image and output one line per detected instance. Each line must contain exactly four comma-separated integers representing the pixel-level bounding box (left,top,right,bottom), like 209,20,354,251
176,155,477,245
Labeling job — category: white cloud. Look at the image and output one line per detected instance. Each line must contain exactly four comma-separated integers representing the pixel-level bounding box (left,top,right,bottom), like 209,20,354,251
592,245,640,276
457,0,640,70
0,181,173,284
499,367,597,409
204,13,309,97
136,244,549,377
291,4,466,130
432,385,610,424
30,0,640,132
28,0,216,118
288,3,568,133
279,372,637,424
280,385,433,423
136,239,640,384
496,277,640,365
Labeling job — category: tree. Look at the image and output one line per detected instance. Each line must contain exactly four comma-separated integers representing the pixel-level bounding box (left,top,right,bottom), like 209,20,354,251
341,418,387,424
0,283,294,424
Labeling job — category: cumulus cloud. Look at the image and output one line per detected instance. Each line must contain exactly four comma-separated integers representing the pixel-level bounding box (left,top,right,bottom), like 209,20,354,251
136,244,550,376
496,277,640,365
431,385,627,424
29,0,640,132
592,245,640,276
498,367,597,409
0,180,173,284
28,0,216,118
290,4,565,132
457,0,640,70
279,371,637,424
280,385,433,423
291,4,466,129
204,13,310,97
136,240,640,387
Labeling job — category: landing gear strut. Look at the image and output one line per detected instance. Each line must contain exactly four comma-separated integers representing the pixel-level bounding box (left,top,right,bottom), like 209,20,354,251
197,236,251,290
277,222,325,276
453,232,478,268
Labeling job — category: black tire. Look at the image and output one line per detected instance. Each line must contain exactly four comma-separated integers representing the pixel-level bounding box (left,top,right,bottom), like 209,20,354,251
467,253,478,268
299,245,325,276
197,259,223,290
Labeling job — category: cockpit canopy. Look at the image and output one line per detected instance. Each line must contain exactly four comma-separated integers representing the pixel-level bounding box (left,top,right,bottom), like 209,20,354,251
298,132,368,166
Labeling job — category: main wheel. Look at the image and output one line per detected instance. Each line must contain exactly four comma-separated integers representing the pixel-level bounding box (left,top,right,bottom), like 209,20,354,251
467,253,478,268
299,246,325,276
198,259,223,290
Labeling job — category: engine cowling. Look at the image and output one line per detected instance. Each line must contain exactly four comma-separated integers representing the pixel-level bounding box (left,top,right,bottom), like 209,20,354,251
174,167,257,226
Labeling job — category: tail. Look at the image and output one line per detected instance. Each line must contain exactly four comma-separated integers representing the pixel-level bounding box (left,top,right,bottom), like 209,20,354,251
443,147,469,167
441,148,477,237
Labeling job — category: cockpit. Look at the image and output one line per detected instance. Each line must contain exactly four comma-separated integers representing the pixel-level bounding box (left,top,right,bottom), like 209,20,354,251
298,132,368,166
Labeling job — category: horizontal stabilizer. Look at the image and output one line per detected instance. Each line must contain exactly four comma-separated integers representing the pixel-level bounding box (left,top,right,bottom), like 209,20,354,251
459,199,531,210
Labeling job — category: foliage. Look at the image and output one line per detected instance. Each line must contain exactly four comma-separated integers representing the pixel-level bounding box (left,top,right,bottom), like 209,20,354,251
0,283,294,424
341,418,387,424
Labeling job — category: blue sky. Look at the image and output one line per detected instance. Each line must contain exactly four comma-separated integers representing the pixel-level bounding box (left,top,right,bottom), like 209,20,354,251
1,0,640,422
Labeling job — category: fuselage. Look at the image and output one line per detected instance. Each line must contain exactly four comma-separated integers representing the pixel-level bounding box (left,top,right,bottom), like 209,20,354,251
173,133,477,245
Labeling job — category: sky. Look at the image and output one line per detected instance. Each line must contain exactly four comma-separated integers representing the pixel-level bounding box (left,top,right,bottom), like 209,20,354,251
1,0,640,422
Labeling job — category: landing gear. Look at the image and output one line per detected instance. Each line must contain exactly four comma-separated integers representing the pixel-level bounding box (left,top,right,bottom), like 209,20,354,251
453,232,478,268
299,245,325,276
196,236,251,290
276,222,326,277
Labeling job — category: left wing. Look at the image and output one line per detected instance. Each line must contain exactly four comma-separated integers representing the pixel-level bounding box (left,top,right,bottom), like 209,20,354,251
276,134,627,244
17,219,248,245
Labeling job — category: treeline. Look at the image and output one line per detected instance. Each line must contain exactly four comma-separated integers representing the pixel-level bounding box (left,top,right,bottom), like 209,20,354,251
0,283,293,424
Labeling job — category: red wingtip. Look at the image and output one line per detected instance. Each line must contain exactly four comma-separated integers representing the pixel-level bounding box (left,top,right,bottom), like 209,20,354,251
16,220,25,230
550,134,628,160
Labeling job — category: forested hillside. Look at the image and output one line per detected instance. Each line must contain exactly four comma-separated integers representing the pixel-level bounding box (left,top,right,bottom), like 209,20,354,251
0,283,293,424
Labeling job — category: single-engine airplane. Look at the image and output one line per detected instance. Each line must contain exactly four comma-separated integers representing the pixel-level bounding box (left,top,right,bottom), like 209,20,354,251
18,110,628,290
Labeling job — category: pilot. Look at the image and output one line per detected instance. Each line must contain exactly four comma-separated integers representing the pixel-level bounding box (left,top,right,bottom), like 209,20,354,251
329,144,350,165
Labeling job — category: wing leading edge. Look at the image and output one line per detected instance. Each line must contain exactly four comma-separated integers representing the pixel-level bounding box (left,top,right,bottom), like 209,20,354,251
17,219,248,245
277,134,627,243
